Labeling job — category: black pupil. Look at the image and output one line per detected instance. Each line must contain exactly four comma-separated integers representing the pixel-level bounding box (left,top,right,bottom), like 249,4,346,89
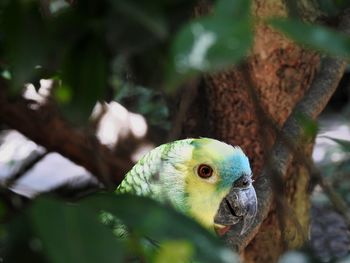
198,165,212,178
202,167,210,174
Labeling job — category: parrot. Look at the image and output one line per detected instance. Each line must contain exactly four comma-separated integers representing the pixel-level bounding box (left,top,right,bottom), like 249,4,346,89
116,138,257,235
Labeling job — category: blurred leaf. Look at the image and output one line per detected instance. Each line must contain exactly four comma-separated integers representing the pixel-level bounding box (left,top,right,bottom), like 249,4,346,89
0,69,11,80
0,199,6,220
115,83,170,128
167,0,252,89
325,137,350,152
334,0,350,8
296,113,319,139
215,0,251,19
84,193,237,263
2,214,46,263
57,39,107,122
154,240,193,263
269,18,350,58
54,84,72,104
316,0,341,16
109,0,167,39
1,1,50,93
49,0,70,14
31,198,125,263
338,255,350,263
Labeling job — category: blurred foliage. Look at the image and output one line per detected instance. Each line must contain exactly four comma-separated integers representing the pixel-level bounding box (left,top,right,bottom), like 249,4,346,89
296,113,319,140
115,83,170,129
0,0,197,123
0,193,237,263
317,136,350,203
1,0,350,262
0,0,254,122
167,0,252,89
317,0,350,16
1,1,251,261
326,137,350,153
270,18,350,58
307,135,350,262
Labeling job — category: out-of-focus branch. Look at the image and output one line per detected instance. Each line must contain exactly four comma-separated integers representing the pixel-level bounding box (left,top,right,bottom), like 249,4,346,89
0,80,133,188
311,165,350,226
167,79,199,141
5,151,49,188
240,62,290,250
39,0,52,18
225,9,350,250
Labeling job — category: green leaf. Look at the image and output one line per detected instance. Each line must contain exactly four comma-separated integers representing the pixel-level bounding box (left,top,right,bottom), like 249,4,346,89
317,0,342,16
325,137,350,153
55,84,72,104
0,199,7,220
334,0,350,8
154,240,194,263
269,18,350,58
295,113,319,139
1,69,11,80
109,0,167,39
167,0,252,89
215,0,251,19
1,1,50,93
84,193,238,263
30,198,125,263
2,214,47,262
58,39,107,122
114,83,170,128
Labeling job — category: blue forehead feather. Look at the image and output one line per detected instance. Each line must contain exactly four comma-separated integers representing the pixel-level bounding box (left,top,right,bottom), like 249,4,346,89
190,138,252,190
217,147,252,189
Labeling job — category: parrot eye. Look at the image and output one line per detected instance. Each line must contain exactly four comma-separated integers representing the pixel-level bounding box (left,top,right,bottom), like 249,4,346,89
197,164,213,178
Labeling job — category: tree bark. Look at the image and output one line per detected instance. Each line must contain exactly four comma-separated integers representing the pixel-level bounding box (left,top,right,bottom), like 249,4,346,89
180,0,323,262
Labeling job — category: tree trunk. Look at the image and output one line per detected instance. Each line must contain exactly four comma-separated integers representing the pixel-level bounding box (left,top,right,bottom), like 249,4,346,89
180,0,321,262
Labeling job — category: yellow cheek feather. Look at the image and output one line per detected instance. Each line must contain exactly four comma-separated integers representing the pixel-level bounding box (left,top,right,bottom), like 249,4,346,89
185,169,230,231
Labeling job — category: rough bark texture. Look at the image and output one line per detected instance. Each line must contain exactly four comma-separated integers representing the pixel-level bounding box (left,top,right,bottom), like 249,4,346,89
181,0,322,262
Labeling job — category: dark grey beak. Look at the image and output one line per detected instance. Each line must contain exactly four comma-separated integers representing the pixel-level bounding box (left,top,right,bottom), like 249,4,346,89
214,182,257,235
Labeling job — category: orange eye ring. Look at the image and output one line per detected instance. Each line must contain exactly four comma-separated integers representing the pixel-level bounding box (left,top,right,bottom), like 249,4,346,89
197,164,213,178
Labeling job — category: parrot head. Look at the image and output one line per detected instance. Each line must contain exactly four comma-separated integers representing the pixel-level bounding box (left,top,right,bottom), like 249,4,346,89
159,138,257,235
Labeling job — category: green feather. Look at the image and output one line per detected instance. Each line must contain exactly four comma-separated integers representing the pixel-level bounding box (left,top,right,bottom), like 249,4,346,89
116,139,193,208
116,138,252,229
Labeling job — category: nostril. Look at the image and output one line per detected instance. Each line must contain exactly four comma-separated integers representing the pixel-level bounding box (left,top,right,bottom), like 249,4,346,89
242,179,249,186
233,175,251,188
225,198,238,217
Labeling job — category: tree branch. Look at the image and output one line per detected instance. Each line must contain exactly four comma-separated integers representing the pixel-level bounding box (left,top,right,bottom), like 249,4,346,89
0,81,133,188
311,164,350,226
167,79,199,141
225,10,350,250
5,151,48,188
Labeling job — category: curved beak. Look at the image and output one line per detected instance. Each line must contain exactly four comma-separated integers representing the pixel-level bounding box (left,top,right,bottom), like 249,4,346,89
214,184,257,236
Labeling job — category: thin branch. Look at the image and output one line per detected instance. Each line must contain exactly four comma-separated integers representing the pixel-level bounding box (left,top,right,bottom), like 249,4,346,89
4,151,49,188
225,9,350,250
240,62,293,250
39,0,52,18
311,164,350,226
167,79,199,141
